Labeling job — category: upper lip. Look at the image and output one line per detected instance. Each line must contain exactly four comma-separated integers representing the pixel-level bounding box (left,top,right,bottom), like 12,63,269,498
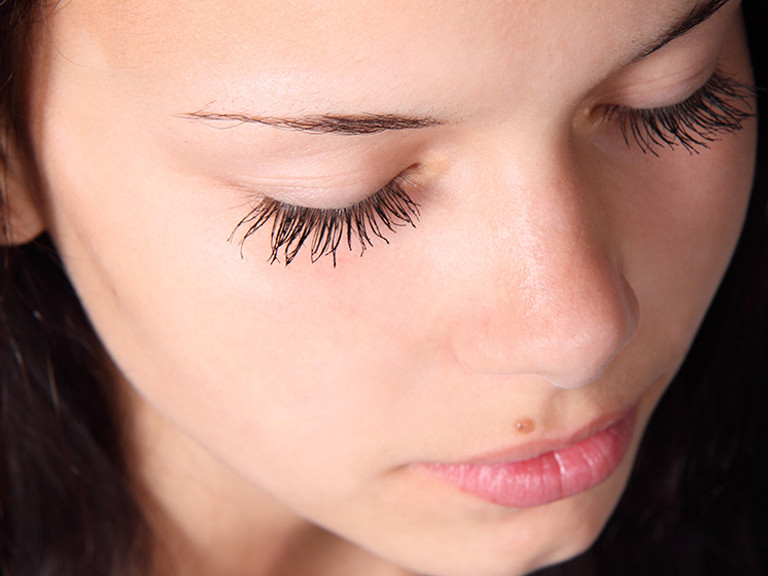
424,405,637,466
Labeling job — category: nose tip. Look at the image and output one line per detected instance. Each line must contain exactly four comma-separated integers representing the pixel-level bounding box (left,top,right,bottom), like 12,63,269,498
531,272,639,388
451,242,640,389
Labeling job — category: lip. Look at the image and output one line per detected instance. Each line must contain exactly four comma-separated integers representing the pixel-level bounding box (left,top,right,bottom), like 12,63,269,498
417,408,638,508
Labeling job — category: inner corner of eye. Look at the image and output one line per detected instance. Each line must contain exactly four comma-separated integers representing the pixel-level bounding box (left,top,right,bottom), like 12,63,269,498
582,102,620,128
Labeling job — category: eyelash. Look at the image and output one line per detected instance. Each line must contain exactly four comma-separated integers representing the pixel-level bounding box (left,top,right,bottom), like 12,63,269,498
233,72,754,266
603,71,755,155
231,177,420,266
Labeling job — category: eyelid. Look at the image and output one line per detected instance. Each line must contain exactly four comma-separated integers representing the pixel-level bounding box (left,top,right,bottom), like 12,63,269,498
598,57,718,110
257,166,421,210
221,167,413,210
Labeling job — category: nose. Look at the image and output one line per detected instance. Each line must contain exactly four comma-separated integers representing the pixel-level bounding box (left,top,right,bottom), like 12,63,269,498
449,149,639,389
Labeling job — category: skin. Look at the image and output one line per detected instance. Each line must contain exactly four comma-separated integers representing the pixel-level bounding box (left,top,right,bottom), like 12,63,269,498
12,0,756,574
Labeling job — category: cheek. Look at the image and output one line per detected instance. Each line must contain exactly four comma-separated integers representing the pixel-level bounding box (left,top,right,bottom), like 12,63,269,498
608,122,755,349
32,69,426,507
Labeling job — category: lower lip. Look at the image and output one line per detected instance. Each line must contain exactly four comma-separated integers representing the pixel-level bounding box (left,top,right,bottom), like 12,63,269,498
420,411,636,508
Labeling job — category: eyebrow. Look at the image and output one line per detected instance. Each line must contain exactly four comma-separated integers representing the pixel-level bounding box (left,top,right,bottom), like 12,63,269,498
180,110,443,135
636,0,731,59
182,0,730,136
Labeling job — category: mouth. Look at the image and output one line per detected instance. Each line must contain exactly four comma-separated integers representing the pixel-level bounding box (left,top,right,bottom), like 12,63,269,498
415,407,638,508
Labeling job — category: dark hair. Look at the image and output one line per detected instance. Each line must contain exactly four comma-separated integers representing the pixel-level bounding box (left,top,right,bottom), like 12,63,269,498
0,3,150,575
1,3,766,575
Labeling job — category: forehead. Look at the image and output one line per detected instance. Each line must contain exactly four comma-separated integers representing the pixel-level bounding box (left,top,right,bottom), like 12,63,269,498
51,0,683,64
43,0,698,115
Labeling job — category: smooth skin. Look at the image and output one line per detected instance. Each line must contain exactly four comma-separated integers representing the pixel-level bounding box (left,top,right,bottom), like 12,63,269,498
12,0,756,574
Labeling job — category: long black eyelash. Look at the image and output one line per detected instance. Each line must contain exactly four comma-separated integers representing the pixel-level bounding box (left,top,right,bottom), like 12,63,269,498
605,72,755,155
231,179,420,266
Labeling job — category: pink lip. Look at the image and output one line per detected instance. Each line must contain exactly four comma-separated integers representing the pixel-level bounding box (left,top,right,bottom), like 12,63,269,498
419,409,637,508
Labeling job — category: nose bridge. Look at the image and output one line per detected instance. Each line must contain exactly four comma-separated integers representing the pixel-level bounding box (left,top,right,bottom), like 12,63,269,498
451,141,639,389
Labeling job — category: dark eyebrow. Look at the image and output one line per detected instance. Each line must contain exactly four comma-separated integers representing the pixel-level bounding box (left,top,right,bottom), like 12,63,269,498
637,0,732,60
180,110,443,135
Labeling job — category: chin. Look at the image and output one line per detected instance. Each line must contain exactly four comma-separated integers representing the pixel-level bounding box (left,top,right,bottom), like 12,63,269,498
376,492,620,576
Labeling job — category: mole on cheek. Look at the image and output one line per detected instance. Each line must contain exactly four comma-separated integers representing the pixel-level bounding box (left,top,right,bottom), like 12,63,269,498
514,418,535,434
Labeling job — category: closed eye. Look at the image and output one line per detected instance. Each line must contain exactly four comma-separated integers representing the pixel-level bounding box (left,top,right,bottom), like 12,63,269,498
231,175,420,266
601,71,755,155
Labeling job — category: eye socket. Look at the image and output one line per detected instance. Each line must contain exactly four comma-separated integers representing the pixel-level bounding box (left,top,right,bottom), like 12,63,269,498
600,71,755,155
231,176,420,266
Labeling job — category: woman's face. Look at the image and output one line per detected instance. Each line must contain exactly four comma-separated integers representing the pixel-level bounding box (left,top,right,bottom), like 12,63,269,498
25,0,755,574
